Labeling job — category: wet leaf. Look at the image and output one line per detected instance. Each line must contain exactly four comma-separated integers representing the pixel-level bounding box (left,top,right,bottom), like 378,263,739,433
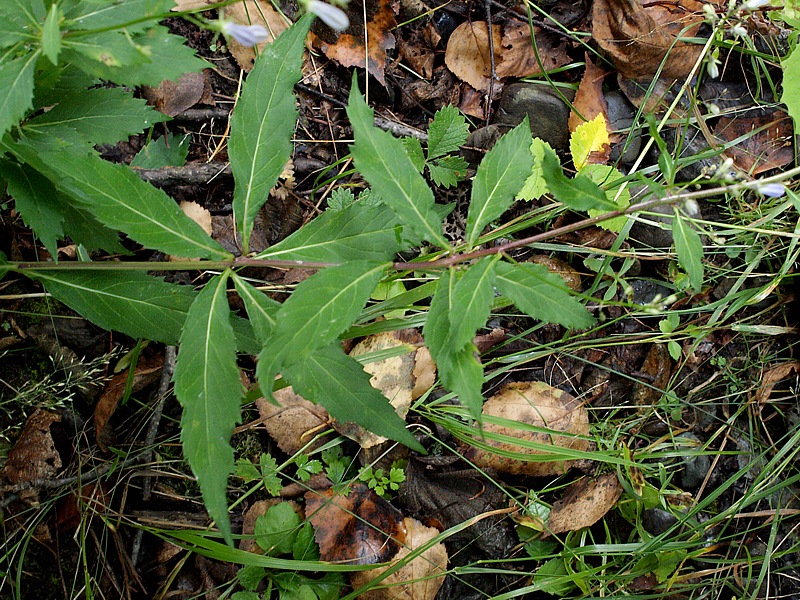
141,71,208,117
495,21,571,80
568,54,610,135
464,381,590,476
571,113,611,170
714,109,794,175
546,474,623,534
1,410,64,503
349,517,448,600
305,484,406,564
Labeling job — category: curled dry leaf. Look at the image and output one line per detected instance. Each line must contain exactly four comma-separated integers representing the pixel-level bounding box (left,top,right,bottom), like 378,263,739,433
495,21,571,80
309,0,396,85
463,381,590,476
305,483,406,564
546,473,623,534
1,409,64,502
629,343,672,409
256,386,332,455
224,0,289,71
445,21,501,93
336,329,435,448
142,71,210,117
755,360,800,405
95,353,163,452
591,0,709,80
349,517,448,600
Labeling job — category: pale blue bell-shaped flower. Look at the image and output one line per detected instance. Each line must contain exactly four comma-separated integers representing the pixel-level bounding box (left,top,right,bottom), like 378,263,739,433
307,0,350,31
756,183,786,198
222,21,270,46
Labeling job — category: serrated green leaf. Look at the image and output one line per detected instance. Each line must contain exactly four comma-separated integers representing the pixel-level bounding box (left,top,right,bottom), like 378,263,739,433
327,188,355,211
255,501,301,555
570,113,610,171
495,261,595,329
449,256,499,348
402,136,425,172
0,52,37,138
347,79,447,248
229,15,312,254
41,3,61,65
256,261,387,401
428,154,468,189
259,453,283,496
439,343,484,421
235,457,262,482
59,201,127,254
427,105,469,160
540,146,617,212
10,135,229,260
466,121,533,248
672,209,703,293
62,26,208,87
130,133,189,168
1,161,64,257
64,0,173,31
256,202,403,262
0,2,33,47
283,344,424,452
26,87,168,145
581,164,631,232
26,269,196,343
237,565,267,591
517,138,554,201
174,271,241,547
293,522,319,561
782,45,800,128
232,274,280,344
422,268,455,362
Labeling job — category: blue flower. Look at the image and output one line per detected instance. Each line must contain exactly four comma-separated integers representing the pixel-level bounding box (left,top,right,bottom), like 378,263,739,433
755,183,786,198
221,22,270,46
305,0,349,31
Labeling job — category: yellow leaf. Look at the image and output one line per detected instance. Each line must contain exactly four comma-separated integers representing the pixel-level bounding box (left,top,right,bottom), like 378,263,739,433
570,113,610,170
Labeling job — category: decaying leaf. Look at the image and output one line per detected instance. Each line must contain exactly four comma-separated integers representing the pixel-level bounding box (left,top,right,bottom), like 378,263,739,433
445,21,501,93
629,343,672,409
568,53,610,134
305,483,406,564
592,0,711,80
179,201,213,236
256,387,331,455
141,71,210,117
526,255,582,292
755,360,800,405
715,109,794,175
309,0,396,85
224,0,290,71
495,21,571,80
463,381,590,476
1,409,65,502
95,353,163,452
349,517,448,599
335,329,435,449
570,114,612,169
546,473,623,534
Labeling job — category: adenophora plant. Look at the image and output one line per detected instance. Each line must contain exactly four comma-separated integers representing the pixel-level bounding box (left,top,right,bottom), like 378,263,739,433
2,4,790,545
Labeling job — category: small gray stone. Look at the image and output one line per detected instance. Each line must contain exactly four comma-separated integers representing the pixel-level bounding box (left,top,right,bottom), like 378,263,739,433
606,90,641,166
495,83,574,152
676,432,711,490
642,508,679,536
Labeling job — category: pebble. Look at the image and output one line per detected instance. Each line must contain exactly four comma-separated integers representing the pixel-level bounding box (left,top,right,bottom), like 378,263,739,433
676,432,711,490
495,83,574,152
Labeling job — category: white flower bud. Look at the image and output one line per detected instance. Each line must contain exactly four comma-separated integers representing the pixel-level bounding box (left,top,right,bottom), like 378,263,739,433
742,0,769,10
755,182,786,198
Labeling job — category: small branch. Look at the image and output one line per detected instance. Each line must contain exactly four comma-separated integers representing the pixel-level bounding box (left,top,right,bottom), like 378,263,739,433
132,162,231,187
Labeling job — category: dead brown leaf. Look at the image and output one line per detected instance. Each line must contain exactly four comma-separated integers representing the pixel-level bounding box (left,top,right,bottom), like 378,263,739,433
445,21,501,93
305,484,406,564
95,353,163,452
755,360,800,405
495,21,571,80
224,0,290,71
309,0,396,85
1,409,64,502
142,71,209,117
463,381,590,476
546,474,623,534
714,109,794,175
256,387,331,455
629,343,672,409
569,53,610,134
592,0,709,80
349,517,448,599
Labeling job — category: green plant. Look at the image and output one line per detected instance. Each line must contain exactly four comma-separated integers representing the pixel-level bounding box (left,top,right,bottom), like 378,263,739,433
2,1,795,553
358,461,406,498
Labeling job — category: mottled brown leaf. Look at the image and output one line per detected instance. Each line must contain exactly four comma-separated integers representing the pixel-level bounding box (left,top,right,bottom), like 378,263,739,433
546,474,623,534
349,517,448,599
141,71,208,117
715,109,794,175
305,484,406,564
569,53,610,134
495,21,571,80
445,21,501,92
1,410,64,502
256,387,331,455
